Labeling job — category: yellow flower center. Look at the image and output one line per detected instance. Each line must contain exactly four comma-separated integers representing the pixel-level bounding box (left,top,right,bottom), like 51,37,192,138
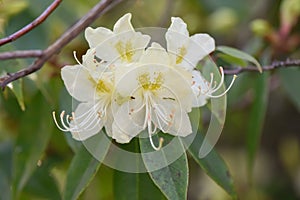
138,72,163,91
89,75,112,94
115,40,134,62
175,46,187,64
96,79,111,93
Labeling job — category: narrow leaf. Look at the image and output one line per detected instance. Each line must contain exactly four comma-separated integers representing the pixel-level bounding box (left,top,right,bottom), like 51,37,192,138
13,93,53,195
194,59,236,196
114,170,166,200
63,133,111,200
23,161,61,199
0,141,13,200
113,139,165,200
218,53,248,67
7,79,25,111
139,134,188,200
246,73,269,174
183,132,236,198
217,46,262,73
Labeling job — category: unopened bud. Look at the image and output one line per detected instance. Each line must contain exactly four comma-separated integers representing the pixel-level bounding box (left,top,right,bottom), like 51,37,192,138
250,19,272,37
208,7,238,34
280,0,300,27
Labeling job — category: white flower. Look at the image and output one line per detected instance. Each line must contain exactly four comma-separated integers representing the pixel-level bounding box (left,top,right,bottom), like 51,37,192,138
165,17,236,107
52,13,150,141
85,13,151,64
52,13,237,151
166,17,215,71
111,43,193,150
52,49,114,140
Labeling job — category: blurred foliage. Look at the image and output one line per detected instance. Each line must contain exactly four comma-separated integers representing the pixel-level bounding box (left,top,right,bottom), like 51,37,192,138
0,0,300,199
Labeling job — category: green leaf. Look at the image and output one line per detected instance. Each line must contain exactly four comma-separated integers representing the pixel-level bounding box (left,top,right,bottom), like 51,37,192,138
0,141,13,200
13,93,53,196
114,170,166,200
23,161,61,199
191,59,236,196
184,131,236,198
63,133,111,200
139,134,188,200
218,53,248,67
279,68,300,111
0,32,27,111
217,46,262,73
7,79,25,111
246,73,269,176
113,139,165,200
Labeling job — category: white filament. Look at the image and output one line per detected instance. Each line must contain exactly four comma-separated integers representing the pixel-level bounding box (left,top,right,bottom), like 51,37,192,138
201,67,237,98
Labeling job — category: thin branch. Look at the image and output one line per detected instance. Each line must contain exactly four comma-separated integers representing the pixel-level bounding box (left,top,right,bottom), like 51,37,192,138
223,59,300,75
0,0,62,46
0,50,43,60
0,0,123,90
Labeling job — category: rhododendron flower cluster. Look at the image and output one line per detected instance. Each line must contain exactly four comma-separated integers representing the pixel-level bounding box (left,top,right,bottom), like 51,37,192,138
53,13,236,150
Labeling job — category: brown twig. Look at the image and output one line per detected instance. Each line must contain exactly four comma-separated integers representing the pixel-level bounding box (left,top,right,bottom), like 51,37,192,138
0,50,43,60
0,0,62,46
0,0,123,90
223,59,300,75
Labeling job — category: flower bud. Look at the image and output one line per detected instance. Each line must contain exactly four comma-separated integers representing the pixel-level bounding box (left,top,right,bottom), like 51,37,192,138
207,7,238,34
280,0,300,28
250,19,273,37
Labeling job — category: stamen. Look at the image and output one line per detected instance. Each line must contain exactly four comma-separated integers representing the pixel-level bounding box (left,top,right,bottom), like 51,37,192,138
149,134,164,151
60,111,75,130
71,103,100,120
147,110,163,151
153,104,172,125
72,105,103,130
52,111,69,132
52,102,106,133
207,75,237,98
211,67,225,93
73,51,90,71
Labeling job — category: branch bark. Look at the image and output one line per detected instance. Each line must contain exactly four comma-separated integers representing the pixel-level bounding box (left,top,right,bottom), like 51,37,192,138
223,59,300,75
0,50,43,60
0,0,123,90
0,0,62,46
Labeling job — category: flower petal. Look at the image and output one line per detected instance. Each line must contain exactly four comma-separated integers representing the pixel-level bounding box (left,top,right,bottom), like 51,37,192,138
188,33,215,62
168,109,192,137
61,65,96,102
85,27,113,48
162,66,193,111
112,100,144,143
151,97,192,137
111,125,132,143
71,102,104,141
191,70,209,107
139,42,170,65
93,13,150,63
104,105,113,137
168,17,189,37
113,13,134,33
95,32,150,63
166,17,215,71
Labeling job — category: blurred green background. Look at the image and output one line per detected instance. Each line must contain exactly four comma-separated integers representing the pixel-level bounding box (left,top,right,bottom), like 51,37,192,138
0,0,300,199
